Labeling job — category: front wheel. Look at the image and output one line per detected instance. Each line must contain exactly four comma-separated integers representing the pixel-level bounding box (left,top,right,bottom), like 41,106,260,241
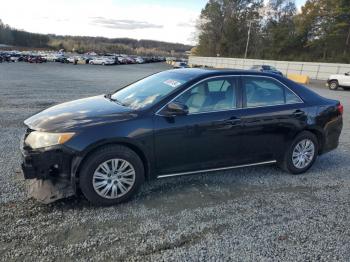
279,131,318,174
79,145,144,206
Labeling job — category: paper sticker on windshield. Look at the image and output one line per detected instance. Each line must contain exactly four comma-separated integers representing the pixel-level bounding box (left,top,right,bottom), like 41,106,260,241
164,79,182,88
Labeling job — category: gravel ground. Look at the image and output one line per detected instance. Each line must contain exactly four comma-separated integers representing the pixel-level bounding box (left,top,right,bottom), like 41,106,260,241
0,63,349,261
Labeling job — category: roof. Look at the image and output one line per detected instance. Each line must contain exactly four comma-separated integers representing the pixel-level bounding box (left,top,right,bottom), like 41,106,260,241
167,68,280,78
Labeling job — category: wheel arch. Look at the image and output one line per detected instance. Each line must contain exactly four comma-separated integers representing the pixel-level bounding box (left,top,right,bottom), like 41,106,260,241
72,139,152,185
303,127,325,154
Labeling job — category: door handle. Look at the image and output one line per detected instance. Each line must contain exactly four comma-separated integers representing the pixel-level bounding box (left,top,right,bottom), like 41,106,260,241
293,110,304,117
224,117,241,126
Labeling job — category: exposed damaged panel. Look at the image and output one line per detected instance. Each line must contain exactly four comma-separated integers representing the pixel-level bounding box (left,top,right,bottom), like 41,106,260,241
27,179,75,204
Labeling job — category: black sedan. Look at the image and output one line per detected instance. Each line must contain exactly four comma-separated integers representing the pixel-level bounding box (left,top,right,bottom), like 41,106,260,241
21,69,343,205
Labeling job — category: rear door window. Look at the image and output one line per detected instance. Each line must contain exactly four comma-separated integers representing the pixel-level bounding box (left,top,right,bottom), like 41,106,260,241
243,77,302,107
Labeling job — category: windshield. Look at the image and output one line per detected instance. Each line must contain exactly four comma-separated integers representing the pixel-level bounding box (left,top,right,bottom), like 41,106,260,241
111,71,194,110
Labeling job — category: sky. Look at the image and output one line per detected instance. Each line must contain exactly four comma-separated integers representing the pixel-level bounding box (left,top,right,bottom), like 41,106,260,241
0,0,306,45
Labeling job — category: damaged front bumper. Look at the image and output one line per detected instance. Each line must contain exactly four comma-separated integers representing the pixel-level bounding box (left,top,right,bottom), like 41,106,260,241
21,130,77,203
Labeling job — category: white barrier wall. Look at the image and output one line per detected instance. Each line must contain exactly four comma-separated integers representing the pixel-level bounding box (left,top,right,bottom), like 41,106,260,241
189,56,350,80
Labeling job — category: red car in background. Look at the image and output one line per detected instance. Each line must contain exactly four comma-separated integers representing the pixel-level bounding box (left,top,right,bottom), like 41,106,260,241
28,56,46,63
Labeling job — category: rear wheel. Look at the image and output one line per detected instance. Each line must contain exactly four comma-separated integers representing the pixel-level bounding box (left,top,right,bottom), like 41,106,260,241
279,131,318,174
329,80,339,90
79,145,144,206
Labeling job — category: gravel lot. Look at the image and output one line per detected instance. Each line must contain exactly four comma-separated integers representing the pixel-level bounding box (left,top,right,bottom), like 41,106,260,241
0,63,349,261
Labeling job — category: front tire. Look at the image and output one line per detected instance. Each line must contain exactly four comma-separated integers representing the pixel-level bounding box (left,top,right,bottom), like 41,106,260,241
279,131,318,174
79,145,144,206
329,80,339,90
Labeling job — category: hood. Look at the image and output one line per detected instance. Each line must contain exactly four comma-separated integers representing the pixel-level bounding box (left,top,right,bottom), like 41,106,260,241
24,95,138,132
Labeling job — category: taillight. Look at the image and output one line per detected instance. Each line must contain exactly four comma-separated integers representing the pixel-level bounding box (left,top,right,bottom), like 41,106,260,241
338,103,343,115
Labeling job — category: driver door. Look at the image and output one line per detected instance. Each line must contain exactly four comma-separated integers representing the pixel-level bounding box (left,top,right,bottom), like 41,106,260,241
153,76,244,175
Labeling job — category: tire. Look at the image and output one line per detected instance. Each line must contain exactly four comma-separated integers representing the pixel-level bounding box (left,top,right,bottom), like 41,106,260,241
102,62,105,66
79,145,144,206
329,80,339,90
279,131,318,174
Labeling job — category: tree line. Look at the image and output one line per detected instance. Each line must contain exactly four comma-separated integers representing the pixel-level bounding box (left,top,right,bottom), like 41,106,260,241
0,20,49,48
0,19,192,56
195,0,350,63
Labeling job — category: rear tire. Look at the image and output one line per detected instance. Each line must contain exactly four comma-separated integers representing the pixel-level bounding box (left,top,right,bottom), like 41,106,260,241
79,145,144,206
279,131,318,174
329,80,339,90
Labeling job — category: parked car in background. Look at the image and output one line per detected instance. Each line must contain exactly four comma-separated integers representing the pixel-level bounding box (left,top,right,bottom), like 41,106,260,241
10,56,20,62
117,56,128,64
250,65,283,76
21,69,343,205
135,57,144,64
67,57,78,64
55,56,69,63
173,62,189,69
28,56,46,63
327,72,350,90
125,56,136,64
89,57,115,65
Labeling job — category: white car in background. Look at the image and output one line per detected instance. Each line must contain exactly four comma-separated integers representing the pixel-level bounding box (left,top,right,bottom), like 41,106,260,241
89,57,115,65
67,57,77,63
327,72,350,90
135,57,144,64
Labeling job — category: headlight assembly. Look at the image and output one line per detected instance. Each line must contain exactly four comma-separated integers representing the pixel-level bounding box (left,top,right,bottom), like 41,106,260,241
25,131,75,149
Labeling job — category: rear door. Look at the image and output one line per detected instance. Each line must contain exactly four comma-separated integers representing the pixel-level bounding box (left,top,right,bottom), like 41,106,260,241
238,76,306,162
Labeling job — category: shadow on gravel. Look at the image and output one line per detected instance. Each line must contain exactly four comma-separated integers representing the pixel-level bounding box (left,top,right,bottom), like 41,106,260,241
19,162,326,211
11,149,347,215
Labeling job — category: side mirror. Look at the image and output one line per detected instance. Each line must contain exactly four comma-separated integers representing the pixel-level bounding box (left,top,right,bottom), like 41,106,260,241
162,102,189,116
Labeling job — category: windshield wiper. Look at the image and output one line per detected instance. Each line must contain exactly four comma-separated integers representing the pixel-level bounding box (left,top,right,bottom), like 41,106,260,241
104,94,125,106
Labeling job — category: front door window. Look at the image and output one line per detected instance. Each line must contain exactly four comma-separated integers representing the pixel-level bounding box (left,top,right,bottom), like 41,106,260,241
174,78,237,114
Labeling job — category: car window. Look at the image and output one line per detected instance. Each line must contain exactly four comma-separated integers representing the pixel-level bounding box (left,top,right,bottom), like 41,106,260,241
285,88,303,103
207,79,231,92
111,71,195,110
243,77,301,107
175,78,237,114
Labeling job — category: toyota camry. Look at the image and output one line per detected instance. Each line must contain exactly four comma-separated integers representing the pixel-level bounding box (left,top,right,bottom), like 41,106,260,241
21,69,343,205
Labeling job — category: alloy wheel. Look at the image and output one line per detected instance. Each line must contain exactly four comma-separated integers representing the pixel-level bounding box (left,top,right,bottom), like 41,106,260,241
292,139,315,169
92,158,136,199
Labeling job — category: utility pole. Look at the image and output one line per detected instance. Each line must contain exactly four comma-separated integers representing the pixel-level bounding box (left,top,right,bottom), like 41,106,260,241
244,20,252,59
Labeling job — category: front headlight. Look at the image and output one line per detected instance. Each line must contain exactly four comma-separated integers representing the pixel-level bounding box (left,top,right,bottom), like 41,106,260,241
25,131,75,149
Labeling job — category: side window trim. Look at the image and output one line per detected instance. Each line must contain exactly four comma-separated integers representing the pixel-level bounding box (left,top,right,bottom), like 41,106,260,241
241,75,304,109
155,74,303,116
